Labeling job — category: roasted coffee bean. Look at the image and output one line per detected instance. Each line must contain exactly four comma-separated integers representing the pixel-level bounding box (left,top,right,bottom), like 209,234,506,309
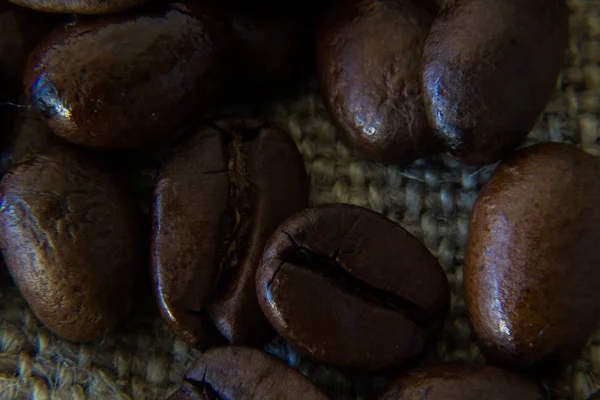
465,143,600,368
9,0,149,14
0,106,57,175
152,119,308,347
169,346,328,400
0,146,143,342
317,0,439,164
25,3,230,149
0,4,60,101
422,0,568,165
256,203,450,370
380,363,540,399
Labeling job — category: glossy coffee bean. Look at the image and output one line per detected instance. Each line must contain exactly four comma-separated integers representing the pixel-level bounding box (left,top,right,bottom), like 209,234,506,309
317,0,439,165
153,119,308,347
380,363,540,399
0,106,57,175
422,0,568,165
25,3,230,149
0,146,143,342
169,346,328,400
466,143,600,368
0,4,60,101
9,0,149,14
256,203,450,370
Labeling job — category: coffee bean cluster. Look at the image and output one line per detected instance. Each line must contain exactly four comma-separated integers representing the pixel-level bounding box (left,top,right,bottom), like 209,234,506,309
0,0,595,399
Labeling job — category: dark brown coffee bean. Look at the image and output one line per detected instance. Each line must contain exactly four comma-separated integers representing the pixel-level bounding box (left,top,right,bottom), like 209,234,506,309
422,0,568,165
380,363,540,399
0,4,61,101
316,0,439,165
169,346,328,400
9,0,149,14
152,119,308,347
0,145,143,342
0,106,57,175
256,203,450,370
24,3,230,149
465,143,600,368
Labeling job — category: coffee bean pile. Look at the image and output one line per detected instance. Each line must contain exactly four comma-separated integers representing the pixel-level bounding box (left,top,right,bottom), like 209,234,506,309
1,0,595,399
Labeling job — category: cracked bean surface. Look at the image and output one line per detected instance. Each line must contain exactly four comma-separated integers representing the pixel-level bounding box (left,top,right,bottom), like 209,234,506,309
256,203,450,370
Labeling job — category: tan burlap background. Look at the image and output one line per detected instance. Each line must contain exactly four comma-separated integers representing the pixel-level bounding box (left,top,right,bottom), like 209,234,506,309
1,1,599,398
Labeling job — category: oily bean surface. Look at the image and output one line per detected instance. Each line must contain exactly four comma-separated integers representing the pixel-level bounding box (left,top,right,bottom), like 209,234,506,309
422,0,568,165
317,0,439,164
169,346,328,400
380,363,540,399
465,143,600,368
25,2,230,149
256,203,450,370
152,119,308,347
0,146,143,342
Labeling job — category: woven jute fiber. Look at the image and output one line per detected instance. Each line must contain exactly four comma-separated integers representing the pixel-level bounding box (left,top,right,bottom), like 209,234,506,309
1,1,600,399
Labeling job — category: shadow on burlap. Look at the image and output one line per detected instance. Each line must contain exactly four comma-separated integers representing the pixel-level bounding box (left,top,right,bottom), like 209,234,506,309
1,0,600,398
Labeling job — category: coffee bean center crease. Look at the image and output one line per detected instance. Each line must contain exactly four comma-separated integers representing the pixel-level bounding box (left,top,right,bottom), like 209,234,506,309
276,231,434,328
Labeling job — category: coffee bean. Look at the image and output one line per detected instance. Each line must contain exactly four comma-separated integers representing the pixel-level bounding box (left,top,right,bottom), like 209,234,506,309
9,0,149,14
0,4,61,101
25,2,231,149
152,118,308,347
317,0,439,164
256,203,450,370
465,143,600,368
380,363,540,399
0,106,57,175
0,145,143,342
422,0,568,165
169,346,328,400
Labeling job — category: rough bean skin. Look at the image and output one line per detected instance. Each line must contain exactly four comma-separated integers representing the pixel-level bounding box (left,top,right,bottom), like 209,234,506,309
317,0,440,164
0,146,143,342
